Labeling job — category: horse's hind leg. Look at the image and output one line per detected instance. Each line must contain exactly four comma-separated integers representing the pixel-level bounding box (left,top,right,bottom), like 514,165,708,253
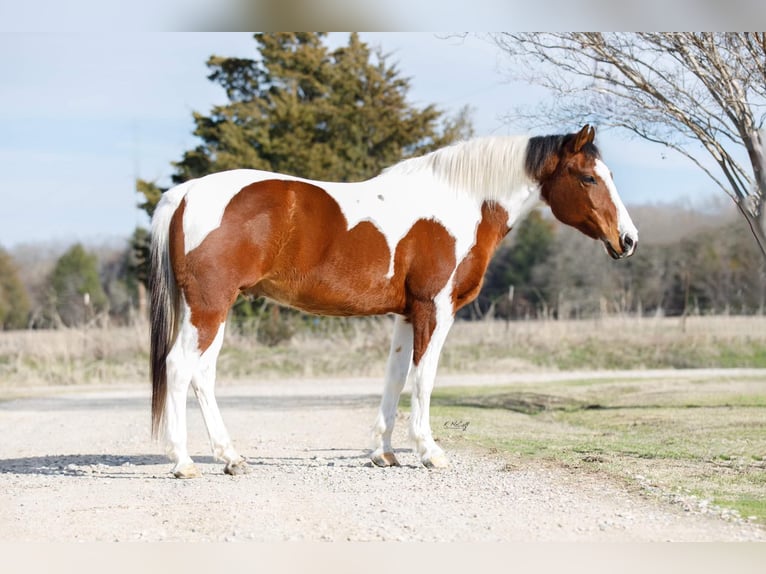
370,315,414,467
164,301,201,478
190,321,249,476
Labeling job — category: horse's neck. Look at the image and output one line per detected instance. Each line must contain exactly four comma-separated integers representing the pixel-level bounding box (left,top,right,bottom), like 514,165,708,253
494,181,543,231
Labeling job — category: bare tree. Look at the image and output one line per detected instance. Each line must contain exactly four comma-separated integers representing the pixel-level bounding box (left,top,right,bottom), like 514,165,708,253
492,33,766,258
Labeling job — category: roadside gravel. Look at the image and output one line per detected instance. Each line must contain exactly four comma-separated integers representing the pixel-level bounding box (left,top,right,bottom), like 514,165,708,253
0,374,763,542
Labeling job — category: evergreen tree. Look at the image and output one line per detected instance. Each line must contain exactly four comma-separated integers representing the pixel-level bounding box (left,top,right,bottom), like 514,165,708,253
132,33,472,326
473,210,556,318
0,247,30,330
49,244,108,327
167,32,471,186
101,242,142,325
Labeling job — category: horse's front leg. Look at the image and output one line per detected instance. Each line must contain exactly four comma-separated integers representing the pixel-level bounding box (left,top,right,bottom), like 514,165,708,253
408,296,454,469
370,315,414,467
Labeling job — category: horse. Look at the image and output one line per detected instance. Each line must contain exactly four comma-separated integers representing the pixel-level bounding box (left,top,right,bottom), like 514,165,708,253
149,124,638,478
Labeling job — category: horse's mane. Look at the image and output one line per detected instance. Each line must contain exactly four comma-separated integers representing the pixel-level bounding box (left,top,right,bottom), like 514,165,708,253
382,133,602,201
381,136,531,201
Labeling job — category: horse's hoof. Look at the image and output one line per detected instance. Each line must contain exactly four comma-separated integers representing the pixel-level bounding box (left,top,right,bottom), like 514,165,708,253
224,459,251,476
422,452,450,469
371,451,401,467
172,463,201,479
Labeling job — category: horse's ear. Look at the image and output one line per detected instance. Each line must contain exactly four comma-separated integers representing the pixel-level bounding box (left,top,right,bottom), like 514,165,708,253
571,124,595,153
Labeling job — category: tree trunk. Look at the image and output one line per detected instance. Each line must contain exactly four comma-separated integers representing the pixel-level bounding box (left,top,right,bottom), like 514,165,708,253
734,197,766,260
740,129,766,260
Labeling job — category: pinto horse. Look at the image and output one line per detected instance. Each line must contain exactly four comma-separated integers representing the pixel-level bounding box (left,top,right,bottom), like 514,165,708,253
149,124,638,478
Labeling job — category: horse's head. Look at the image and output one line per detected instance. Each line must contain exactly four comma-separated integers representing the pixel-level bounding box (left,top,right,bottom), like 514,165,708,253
539,125,638,259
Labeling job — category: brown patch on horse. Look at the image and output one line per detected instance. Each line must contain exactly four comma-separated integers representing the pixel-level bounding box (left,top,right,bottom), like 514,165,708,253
393,218,457,365
171,183,296,352
177,179,458,356
168,197,186,275
396,218,457,310
251,181,397,316
451,202,511,312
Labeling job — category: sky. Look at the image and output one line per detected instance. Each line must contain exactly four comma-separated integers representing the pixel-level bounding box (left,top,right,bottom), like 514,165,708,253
0,32,723,250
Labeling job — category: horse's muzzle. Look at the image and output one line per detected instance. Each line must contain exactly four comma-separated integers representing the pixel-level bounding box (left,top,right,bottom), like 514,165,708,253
604,233,637,260
620,233,637,258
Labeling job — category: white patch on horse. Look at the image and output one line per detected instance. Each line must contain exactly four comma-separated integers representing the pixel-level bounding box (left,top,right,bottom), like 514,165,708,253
594,159,638,250
172,136,545,272
326,136,541,277
324,173,483,278
163,297,202,474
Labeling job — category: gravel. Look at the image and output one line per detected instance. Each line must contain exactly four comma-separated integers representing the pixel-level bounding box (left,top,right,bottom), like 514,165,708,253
0,375,763,542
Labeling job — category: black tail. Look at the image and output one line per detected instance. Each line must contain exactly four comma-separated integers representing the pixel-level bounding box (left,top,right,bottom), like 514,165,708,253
149,194,181,439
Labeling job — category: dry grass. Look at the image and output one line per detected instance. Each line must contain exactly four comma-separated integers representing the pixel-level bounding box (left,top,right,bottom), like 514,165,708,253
1,315,765,388
0,323,149,386
442,315,766,370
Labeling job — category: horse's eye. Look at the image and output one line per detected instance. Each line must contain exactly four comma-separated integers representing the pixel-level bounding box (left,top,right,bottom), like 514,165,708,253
581,175,597,185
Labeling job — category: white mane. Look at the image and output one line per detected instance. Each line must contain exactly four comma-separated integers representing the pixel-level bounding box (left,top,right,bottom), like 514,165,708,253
381,136,535,201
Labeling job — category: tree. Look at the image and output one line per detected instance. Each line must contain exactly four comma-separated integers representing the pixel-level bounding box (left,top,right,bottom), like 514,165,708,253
492,33,766,258
480,210,556,319
663,221,765,316
49,244,108,327
0,247,30,329
133,33,472,328
159,32,471,189
135,32,471,249
100,242,143,325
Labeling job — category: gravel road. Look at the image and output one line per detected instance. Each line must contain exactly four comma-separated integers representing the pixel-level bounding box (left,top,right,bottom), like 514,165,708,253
1,373,764,542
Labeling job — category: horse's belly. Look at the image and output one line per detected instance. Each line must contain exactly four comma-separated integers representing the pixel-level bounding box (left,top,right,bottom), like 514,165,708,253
255,275,404,317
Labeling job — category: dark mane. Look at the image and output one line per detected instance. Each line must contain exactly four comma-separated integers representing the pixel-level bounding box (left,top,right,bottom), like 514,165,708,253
524,133,601,181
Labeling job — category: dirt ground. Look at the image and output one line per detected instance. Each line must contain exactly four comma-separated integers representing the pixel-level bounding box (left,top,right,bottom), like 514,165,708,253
1,372,764,542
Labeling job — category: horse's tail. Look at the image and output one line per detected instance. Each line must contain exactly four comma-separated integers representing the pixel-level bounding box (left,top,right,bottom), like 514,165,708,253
149,184,187,439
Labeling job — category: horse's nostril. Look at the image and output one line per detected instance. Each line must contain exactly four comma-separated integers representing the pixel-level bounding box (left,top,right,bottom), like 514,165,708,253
623,235,634,249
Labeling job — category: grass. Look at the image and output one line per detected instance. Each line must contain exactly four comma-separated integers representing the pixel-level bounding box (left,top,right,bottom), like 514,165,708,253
411,375,766,525
2,315,766,387
441,315,766,370
0,323,149,387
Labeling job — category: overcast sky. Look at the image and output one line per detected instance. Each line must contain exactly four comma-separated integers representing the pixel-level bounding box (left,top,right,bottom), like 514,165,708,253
0,32,720,249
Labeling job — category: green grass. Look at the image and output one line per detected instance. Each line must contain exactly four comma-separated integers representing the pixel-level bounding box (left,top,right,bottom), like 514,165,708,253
501,338,766,370
412,376,766,525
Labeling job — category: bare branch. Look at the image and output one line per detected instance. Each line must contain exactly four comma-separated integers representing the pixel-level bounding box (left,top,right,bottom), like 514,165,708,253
492,32,766,258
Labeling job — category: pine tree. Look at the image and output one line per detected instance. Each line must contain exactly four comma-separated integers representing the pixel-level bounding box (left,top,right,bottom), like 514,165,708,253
133,33,472,289
0,247,30,330
138,33,471,209
49,244,108,327
476,210,556,318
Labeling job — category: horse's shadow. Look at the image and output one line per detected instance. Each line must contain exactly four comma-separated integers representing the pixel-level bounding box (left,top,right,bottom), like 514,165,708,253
0,449,418,476
0,453,196,477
